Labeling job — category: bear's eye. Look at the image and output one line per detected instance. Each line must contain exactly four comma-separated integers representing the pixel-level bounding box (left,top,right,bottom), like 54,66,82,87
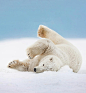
43,64,44,66
28,53,30,55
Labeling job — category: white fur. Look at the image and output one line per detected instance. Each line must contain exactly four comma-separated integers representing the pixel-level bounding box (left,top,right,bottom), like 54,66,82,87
35,55,63,73
8,25,82,73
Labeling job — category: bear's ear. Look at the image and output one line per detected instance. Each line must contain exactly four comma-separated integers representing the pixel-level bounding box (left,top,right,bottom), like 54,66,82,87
50,57,53,62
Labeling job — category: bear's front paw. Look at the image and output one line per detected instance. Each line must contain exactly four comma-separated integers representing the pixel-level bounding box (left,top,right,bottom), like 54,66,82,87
26,48,36,59
37,25,45,38
8,60,22,68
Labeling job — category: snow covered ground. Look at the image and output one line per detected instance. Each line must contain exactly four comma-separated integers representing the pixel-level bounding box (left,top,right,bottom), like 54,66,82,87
0,38,86,93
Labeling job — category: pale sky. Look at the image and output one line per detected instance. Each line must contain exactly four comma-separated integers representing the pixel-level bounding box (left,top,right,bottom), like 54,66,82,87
0,0,86,40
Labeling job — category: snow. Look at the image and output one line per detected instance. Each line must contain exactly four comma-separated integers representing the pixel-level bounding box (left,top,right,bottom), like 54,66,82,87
0,38,86,93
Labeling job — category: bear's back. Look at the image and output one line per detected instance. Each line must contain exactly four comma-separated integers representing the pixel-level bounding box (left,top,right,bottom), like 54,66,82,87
56,44,82,72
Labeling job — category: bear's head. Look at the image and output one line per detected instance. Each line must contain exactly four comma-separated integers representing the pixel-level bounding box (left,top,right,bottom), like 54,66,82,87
34,55,61,73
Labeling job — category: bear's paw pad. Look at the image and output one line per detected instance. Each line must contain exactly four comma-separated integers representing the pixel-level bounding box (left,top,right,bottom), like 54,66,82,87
8,60,21,68
38,25,45,37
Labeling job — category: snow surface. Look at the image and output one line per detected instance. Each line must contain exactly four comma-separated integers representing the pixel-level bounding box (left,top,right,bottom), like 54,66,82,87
0,38,86,93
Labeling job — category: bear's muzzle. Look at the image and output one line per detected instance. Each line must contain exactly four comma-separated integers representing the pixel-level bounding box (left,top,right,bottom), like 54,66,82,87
34,66,44,73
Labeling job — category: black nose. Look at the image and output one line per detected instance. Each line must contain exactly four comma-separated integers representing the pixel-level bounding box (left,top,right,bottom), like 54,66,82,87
34,68,36,72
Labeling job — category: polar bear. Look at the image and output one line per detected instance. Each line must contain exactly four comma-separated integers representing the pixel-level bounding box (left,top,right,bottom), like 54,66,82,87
8,25,82,73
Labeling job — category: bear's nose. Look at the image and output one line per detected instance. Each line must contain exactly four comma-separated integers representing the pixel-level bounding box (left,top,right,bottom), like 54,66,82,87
34,68,36,72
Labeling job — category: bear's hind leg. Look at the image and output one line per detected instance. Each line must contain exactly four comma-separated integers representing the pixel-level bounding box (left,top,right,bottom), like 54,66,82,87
37,25,66,45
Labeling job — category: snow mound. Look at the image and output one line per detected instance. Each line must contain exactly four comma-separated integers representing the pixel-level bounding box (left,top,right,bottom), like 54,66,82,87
0,38,86,93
